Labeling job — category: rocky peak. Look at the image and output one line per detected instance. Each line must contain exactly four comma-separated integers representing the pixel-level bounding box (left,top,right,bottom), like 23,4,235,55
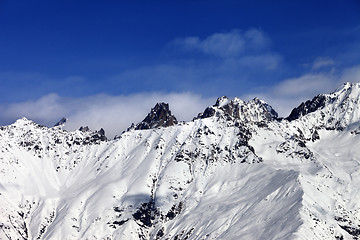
215,96,230,107
133,103,178,130
79,126,107,142
91,128,107,142
286,82,360,130
79,126,90,132
286,95,327,121
250,97,278,120
54,117,68,127
197,96,278,123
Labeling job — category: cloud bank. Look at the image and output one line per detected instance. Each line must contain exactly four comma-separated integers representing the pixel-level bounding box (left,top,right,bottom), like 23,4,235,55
0,93,214,138
1,65,360,138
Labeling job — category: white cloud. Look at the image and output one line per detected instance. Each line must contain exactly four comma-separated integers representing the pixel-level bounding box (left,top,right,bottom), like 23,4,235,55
0,92,214,139
200,31,245,57
2,94,66,121
173,28,280,72
312,57,335,70
244,28,270,50
272,73,337,97
106,29,280,94
173,29,270,58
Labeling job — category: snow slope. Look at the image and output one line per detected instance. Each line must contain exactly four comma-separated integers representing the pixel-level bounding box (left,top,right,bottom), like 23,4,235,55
1,83,360,240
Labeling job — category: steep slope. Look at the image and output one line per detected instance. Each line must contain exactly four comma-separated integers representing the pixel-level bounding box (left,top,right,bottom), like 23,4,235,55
1,83,360,240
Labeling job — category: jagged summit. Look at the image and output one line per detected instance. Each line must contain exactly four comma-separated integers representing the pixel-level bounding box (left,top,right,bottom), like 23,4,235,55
79,126,90,132
91,128,107,141
132,102,178,130
286,95,326,121
54,117,68,127
286,82,360,130
197,96,278,123
78,126,107,141
215,96,230,107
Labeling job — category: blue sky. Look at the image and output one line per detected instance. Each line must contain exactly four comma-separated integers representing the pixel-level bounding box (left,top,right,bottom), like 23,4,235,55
1,1,360,136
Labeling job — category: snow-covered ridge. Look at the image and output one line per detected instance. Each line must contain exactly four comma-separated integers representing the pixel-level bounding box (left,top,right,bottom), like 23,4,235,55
287,82,360,130
1,83,360,239
196,96,278,123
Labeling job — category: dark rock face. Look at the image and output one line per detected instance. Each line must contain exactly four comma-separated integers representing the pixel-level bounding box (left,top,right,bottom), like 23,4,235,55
134,103,178,130
218,101,241,120
54,117,67,127
132,198,158,227
87,128,107,142
79,126,90,132
286,95,326,121
197,107,216,119
81,128,107,144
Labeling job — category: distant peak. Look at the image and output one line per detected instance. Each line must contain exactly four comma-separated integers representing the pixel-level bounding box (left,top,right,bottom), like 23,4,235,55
11,117,45,129
54,117,68,127
197,97,278,122
14,117,34,125
79,126,106,137
79,126,90,132
18,117,30,122
132,102,178,130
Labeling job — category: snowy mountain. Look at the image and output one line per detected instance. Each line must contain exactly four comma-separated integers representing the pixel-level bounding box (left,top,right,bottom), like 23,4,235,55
1,83,360,240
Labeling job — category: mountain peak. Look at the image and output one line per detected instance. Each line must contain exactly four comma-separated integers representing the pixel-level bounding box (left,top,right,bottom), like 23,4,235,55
286,95,326,121
332,81,360,98
13,117,36,127
54,117,68,127
286,82,360,129
197,97,278,122
132,102,178,130
215,96,230,107
338,81,359,91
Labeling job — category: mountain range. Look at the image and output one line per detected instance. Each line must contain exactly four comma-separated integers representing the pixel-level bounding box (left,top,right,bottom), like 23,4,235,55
1,82,360,239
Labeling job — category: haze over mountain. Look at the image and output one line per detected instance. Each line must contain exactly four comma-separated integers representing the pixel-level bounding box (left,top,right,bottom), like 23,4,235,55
1,83,360,239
